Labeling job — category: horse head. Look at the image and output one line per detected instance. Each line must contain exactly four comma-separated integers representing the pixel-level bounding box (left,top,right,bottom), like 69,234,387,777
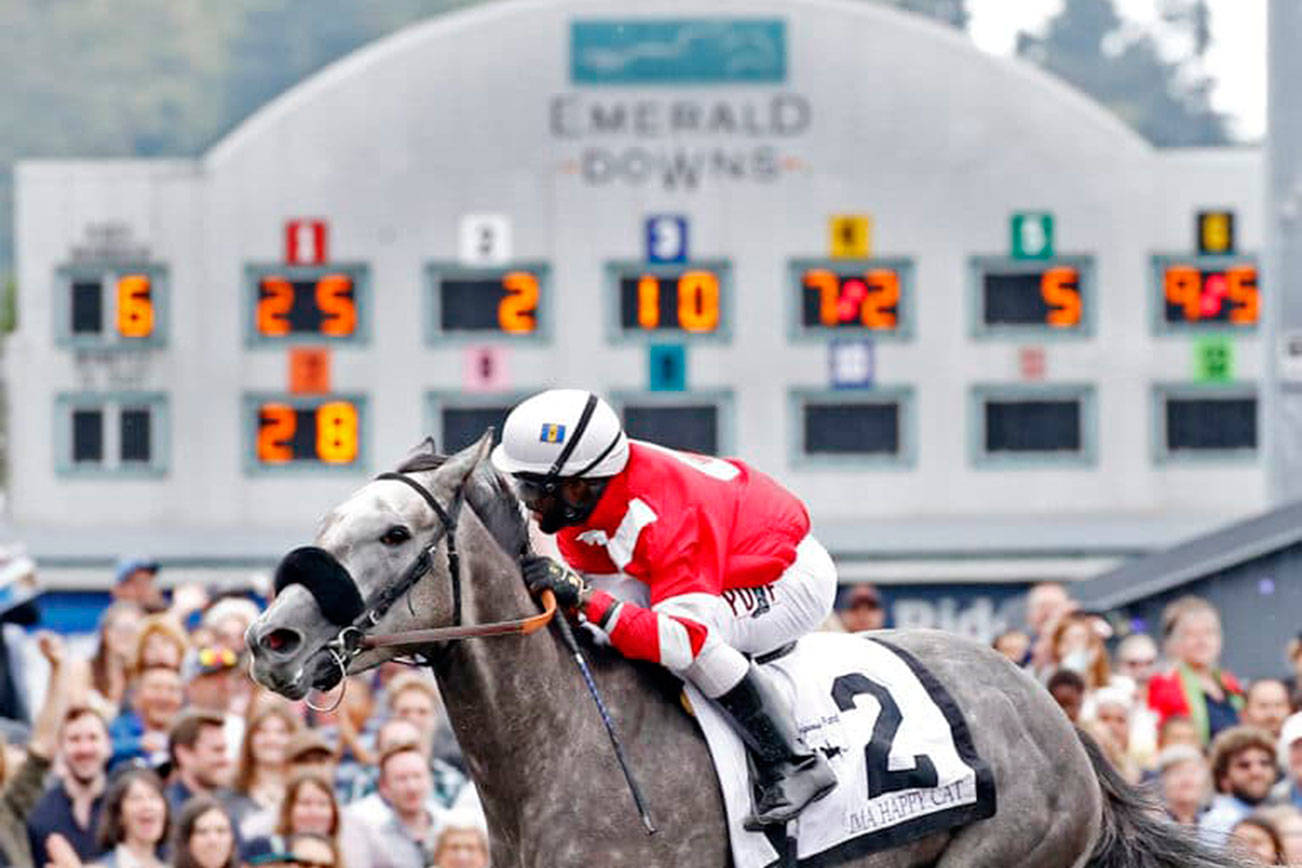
246,431,519,699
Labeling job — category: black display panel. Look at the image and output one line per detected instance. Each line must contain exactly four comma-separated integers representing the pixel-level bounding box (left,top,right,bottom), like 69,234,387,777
1165,397,1256,452
612,264,727,337
437,272,540,334
982,267,1082,329
623,404,719,455
441,406,511,453
120,408,152,463
796,266,904,334
71,281,103,334
803,403,900,455
1159,263,1258,327
984,399,1081,453
72,409,103,463
256,274,357,336
253,399,362,467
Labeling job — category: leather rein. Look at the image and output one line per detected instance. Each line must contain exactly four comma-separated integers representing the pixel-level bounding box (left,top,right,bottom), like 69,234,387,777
311,469,555,684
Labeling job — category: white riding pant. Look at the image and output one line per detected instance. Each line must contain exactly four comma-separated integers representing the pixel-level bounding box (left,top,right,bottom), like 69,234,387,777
657,535,838,698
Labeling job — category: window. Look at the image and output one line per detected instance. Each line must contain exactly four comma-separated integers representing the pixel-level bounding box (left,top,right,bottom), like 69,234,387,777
57,393,168,476
972,385,1095,466
790,388,914,466
615,393,733,456
55,264,168,347
1154,386,1257,460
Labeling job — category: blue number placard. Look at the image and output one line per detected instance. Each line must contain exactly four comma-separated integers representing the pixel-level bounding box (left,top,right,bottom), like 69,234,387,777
645,215,689,264
649,344,687,391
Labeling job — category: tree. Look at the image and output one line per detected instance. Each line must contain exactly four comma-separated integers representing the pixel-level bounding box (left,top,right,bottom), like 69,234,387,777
1016,0,1229,146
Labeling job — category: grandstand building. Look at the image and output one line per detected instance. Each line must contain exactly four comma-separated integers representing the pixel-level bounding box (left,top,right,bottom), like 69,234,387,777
4,0,1271,637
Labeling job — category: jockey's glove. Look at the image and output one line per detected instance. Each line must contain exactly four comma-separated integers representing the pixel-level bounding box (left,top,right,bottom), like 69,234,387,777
521,555,591,610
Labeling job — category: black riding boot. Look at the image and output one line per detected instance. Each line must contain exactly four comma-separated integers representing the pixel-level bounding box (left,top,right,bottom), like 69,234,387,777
714,662,837,828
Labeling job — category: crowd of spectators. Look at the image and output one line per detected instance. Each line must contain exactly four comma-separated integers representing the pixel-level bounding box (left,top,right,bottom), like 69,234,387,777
973,581,1302,866
0,554,1299,867
0,559,489,868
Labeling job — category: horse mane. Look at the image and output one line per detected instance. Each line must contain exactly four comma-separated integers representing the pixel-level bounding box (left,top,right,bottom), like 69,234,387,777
392,434,529,560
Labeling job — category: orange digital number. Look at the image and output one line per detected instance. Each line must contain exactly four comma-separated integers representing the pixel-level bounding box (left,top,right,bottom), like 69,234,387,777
257,277,293,336
677,271,720,333
1041,266,1082,327
636,275,660,329
1164,266,1202,321
316,401,358,464
863,270,899,329
804,269,840,326
498,272,539,334
116,274,154,338
316,274,356,337
1227,265,1259,325
257,404,296,464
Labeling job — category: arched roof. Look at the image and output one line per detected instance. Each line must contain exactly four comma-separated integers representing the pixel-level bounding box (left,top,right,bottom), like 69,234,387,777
206,0,1152,170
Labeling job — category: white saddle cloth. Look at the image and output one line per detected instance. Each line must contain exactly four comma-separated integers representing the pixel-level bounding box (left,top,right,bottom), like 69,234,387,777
685,632,996,868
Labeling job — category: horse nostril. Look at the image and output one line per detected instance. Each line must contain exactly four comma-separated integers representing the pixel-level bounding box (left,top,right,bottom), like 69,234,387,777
260,628,302,657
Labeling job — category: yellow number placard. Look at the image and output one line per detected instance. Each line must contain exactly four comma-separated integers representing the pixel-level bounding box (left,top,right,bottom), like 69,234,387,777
1198,211,1234,255
829,214,872,259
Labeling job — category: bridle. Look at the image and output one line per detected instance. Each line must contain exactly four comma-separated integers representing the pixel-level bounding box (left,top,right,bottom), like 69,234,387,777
272,466,555,710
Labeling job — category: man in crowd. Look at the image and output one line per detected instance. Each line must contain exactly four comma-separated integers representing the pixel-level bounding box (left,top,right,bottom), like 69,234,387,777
27,706,111,862
165,709,233,813
1199,725,1280,847
1025,581,1077,675
183,646,245,757
1114,633,1159,694
359,744,443,868
1155,744,1210,826
836,584,885,633
1242,678,1292,740
109,664,182,769
111,558,165,612
1272,713,1302,809
385,673,465,781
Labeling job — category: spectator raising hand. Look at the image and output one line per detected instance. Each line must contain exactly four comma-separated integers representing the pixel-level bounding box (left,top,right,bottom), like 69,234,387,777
44,833,83,868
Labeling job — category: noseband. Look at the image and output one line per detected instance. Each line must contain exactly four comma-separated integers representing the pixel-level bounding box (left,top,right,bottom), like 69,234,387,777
272,467,554,708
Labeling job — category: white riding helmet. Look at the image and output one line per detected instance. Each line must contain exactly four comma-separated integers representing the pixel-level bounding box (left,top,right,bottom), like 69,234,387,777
490,389,630,479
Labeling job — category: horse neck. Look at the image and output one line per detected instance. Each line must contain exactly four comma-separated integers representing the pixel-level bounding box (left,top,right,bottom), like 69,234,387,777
431,523,573,816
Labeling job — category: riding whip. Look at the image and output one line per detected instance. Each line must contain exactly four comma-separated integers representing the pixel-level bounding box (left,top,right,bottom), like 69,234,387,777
549,606,657,835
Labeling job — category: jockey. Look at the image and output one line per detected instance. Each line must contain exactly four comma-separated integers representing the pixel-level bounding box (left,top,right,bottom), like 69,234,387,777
490,389,838,827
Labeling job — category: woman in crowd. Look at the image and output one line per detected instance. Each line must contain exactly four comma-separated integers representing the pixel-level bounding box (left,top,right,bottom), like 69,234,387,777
89,603,144,717
232,704,300,836
429,815,489,868
95,768,169,868
132,617,188,675
1148,596,1244,746
1257,806,1302,866
171,798,237,868
1231,815,1286,865
1048,611,1112,692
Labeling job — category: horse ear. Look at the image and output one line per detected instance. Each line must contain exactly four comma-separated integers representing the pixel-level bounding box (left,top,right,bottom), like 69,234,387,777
436,429,493,487
402,436,438,463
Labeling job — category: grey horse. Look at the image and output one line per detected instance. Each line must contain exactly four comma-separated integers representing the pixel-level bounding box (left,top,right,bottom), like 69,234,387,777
247,434,1244,868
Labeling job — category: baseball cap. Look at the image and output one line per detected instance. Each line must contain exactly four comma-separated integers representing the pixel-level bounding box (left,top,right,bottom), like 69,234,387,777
244,836,295,866
286,730,335,763
183,646,240,681
115,557,159,585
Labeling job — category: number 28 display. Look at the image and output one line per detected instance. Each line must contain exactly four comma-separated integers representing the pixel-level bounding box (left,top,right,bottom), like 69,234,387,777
251,396,364,469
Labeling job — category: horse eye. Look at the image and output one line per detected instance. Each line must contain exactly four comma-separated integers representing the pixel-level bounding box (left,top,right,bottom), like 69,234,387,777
380,526,411,546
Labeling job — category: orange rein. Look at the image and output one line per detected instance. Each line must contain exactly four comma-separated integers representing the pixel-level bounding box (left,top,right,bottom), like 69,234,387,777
358,589,558,650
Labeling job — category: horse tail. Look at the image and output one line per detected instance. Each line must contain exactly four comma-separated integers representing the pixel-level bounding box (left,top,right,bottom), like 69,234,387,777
1080,728,1247,868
